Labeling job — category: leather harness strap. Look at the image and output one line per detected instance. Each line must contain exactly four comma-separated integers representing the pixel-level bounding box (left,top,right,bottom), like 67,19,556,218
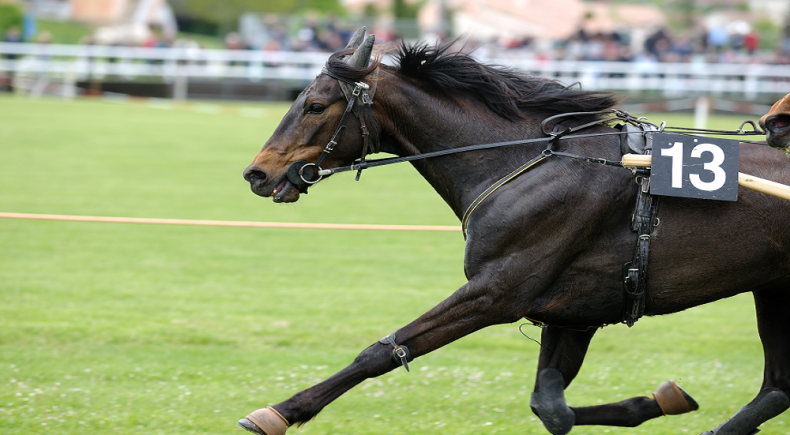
321,66,381,155
622,125,660,327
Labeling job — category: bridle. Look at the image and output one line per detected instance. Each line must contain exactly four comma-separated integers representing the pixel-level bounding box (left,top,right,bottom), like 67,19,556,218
284,66,381,193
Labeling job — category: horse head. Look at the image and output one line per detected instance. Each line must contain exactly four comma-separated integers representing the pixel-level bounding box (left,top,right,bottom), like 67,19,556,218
242,28,380,203
760,92,790,152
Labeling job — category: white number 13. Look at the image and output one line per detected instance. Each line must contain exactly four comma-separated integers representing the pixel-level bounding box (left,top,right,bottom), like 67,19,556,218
660,142,726,192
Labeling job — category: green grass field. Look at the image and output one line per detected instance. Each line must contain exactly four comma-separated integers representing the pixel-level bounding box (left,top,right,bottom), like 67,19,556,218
0,96,787,434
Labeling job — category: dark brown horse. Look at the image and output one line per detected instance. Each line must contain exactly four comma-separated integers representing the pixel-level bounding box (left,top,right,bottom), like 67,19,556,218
240,29,790,435
761,92,790,153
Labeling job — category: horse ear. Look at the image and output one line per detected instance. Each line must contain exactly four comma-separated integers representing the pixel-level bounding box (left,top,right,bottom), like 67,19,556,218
344,27,367,49
346,34,375,67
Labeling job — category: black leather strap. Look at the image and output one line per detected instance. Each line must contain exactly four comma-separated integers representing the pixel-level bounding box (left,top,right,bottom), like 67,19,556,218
379,333,412,372
622,128,660,327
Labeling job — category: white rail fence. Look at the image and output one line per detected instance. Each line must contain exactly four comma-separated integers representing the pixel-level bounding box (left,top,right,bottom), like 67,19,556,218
2,43,790,101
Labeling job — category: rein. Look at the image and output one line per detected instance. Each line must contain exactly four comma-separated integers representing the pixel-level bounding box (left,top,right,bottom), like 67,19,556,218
300,74,765,238
313,110,765,179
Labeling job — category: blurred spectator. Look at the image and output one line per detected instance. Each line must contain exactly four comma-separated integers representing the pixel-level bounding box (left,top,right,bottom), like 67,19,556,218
745,31,759,55
564,31,586,60
585,33,606,61
296,17,321,50
263,24,289,51
3,26,22,51
707,26,729,53
1,25,22,92
670,35,693,61
225,32,244,50
35,31,52,62
23,10,36,41
261,14,290,51
644,28,671,60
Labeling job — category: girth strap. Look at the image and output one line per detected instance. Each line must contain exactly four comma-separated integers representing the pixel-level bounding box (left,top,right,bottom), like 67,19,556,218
622,126,660,327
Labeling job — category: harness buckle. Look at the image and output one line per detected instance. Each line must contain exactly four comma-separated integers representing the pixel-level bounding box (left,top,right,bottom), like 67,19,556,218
379,333,413,372
285,160,323,194
286,161,323,191
298,163,323,185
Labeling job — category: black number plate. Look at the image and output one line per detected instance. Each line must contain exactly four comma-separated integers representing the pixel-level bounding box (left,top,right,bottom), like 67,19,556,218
650,133,739,201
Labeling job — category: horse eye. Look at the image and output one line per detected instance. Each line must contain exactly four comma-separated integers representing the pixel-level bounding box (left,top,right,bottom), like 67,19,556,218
307,103,325,114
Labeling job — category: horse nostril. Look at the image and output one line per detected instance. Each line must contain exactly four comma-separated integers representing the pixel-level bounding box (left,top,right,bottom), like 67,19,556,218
243,167,268,184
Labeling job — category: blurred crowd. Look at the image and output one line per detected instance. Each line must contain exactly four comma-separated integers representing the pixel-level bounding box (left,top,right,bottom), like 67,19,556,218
225,18,790,66
487,26,771,64
5,14,790,66
229,14,790,66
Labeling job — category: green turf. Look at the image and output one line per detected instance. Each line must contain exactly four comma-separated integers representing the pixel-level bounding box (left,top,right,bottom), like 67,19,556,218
0,96,787,434
35,19,94,45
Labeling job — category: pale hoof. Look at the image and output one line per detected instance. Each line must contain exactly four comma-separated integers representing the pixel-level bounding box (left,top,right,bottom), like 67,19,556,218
238,407,289,435
654,380,699,415
238,418,265,435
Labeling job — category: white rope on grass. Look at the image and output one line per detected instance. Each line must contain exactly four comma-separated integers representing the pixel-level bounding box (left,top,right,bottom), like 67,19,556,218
0,212,461,232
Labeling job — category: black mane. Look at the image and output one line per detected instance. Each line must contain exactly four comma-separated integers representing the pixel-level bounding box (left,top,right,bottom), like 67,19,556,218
325,41,620,122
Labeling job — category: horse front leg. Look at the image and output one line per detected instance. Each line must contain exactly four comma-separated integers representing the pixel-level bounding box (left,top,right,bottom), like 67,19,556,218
238,279,519,435
699,288,790,435
530,325,596,435
532,326,699,435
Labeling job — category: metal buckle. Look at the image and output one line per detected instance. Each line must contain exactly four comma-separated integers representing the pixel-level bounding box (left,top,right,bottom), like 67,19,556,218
379,333,411,372
298,163,323,185
351,82,369,98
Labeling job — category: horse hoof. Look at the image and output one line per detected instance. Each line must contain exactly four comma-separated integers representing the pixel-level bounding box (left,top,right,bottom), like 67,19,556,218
654,379,699,415
531,368,575,435
238,407,289,435
238,418,266,435
700,428,761,435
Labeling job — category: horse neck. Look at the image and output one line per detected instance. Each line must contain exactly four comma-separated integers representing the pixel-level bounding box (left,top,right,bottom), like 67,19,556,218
375,76,552,220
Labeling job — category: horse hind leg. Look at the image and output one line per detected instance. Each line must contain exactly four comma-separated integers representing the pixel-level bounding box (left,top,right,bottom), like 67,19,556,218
531,326,700,435
572,379,698,427
700,287,790,435
700,388,789,435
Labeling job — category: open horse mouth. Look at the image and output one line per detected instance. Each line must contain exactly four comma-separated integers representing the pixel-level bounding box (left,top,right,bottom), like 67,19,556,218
763,113,790,149
769,114,790,130
243,168,302,203
271,178,301,203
